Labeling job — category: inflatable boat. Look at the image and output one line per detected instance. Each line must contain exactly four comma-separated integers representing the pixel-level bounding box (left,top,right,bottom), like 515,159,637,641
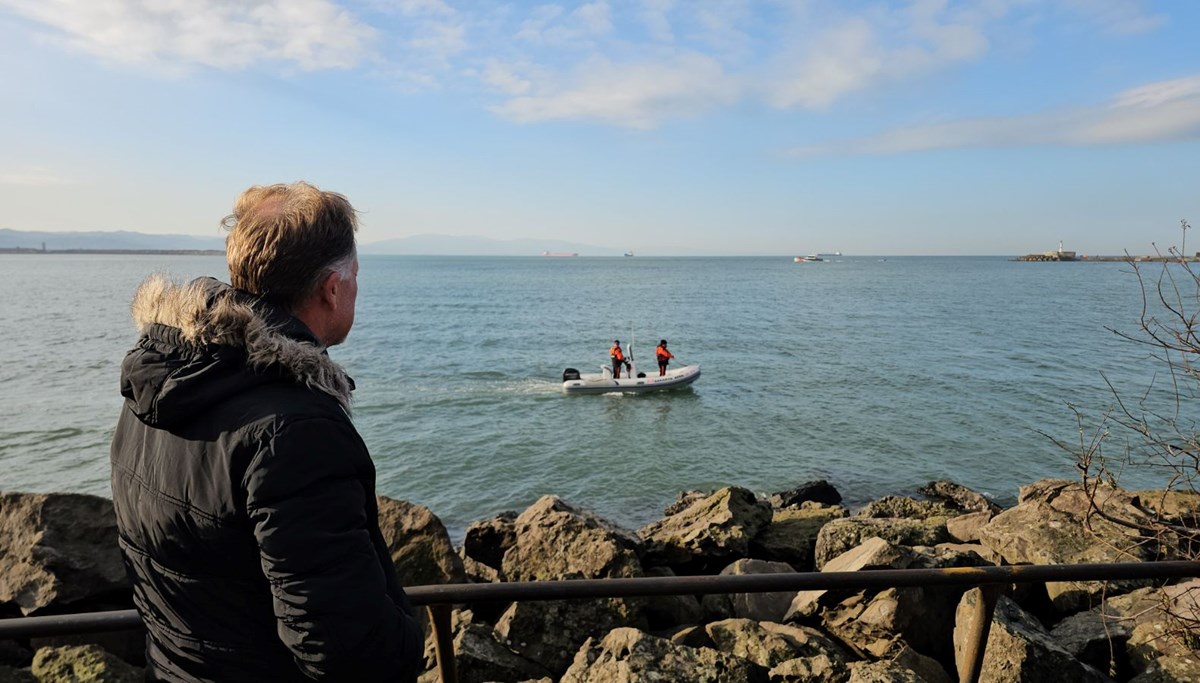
561,357,700,394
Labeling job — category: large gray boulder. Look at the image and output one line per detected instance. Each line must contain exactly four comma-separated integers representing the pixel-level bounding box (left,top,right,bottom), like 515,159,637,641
918,481,1002,514
0,493,129,615
769,481,843,509
502,496,644,582
461,510,517,571
495,496,646,675
1049,609,1133,676
700,559,797,624
1128,655,1200,683
845,660,928,682
639,486,773,573
705,618,847,670
559,627,769,683
977,480,1167,613
31,644,142,683
418,622,551,683
813,519,947,570
377,496,467,588
642,566,703,630
952,589,1112,683
768,654,851,683
1100,579,1200,674
856,497,956,520
751,503,847,570
785,537,913,622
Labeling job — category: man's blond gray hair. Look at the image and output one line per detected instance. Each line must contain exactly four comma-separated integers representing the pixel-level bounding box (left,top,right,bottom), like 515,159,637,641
222,181,357,310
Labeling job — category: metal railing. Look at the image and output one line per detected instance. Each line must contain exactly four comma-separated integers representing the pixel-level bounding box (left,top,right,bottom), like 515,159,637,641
2,561,1197,683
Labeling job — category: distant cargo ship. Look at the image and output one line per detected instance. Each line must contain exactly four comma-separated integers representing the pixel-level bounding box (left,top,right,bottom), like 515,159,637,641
542,251,579,257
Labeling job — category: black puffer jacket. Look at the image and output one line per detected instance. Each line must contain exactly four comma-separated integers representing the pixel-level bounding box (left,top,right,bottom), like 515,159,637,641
110,276,422,682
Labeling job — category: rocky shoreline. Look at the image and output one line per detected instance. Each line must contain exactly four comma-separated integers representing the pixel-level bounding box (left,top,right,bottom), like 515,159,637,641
1,478,1197,682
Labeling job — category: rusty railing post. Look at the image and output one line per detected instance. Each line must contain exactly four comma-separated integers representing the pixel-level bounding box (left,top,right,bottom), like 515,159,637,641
427,604,457,683
958,584,1003,683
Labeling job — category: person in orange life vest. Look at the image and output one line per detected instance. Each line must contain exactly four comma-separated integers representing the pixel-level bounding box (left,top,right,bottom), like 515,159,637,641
610,340,628,378
655,339,674,376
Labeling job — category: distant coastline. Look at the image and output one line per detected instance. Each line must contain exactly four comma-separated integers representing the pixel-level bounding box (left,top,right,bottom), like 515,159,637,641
0,247,224,255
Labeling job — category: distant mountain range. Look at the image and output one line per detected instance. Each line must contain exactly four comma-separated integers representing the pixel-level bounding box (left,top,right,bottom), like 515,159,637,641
0,228,624,256
0,229,226,251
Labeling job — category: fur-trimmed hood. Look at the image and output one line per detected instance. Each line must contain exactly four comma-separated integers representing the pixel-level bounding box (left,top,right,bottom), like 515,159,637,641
120,275,352,427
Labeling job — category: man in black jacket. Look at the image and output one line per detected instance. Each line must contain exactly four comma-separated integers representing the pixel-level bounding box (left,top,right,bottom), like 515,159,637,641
110,181,424,682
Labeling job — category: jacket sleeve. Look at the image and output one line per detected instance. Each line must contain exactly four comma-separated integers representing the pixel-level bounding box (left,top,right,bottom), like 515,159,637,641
244,416,424,682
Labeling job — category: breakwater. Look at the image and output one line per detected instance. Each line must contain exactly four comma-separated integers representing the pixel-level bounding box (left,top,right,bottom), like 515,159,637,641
2,477,1196,681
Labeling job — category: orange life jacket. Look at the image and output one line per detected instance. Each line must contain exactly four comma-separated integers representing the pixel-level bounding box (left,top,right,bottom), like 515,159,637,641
610,345,625,362
656,345,673,361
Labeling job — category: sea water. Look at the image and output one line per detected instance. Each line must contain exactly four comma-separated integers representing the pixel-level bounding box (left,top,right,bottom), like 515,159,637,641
0,254,1180,540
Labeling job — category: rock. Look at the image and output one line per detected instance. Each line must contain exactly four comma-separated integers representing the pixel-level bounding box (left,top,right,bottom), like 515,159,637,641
705,618,847,670
502,496,644,583
495,598,644,676
0,493,130,615
768,654,851,682
1128,654,1200,683
642,566,703,630
944,511,992,543
934,542,1001,566
856,497,956,520
665,490,712,516
891,644,952,683
1133,490,1200,527
820,589,907,660
1102,579,1200,673
461,511,517,571
918,481,1002,514
559,627,769,683
786,537,912,622
494,496,647,674
31,644,142,683
700,559,796,624
768,481,843,509
813,518,947,570
751,504,848,571
821,584,963,667
953,589,1111,683
433,622,551,683
977,480,1168,613
845,660,927,682
1050,609,1132,676
459,552,500,584
377,496,467,587
669,624,714,649
639,486,773,574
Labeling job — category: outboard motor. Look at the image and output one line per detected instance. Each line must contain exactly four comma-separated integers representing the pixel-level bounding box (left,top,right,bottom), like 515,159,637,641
562,368,581,382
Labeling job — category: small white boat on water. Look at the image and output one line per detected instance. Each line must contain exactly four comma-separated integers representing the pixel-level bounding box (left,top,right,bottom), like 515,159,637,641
794,255,823,262
562,349,700,394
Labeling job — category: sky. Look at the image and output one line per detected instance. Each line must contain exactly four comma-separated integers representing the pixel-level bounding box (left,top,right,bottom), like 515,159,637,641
1,0,1198,256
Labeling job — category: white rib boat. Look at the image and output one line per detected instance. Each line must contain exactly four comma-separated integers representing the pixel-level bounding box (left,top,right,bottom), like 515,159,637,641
561,353,700,394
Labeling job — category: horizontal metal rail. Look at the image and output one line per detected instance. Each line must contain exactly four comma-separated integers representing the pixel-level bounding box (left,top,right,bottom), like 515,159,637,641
2,561,1197,683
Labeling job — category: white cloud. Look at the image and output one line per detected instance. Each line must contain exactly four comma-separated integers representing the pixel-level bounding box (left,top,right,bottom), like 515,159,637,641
0,0,375,70
1061,0,1166,35
788,74,1200,156
764,2,993,110
491,53,739,129
639,0,675,43
516,1,612,45
481,58,532,95
0,167,72,186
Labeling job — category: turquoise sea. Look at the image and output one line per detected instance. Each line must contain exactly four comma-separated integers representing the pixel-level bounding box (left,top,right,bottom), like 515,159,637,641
0,254,1177,540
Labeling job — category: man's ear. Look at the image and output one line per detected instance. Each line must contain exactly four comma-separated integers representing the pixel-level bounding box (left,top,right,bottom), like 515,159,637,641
318,270,341,310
